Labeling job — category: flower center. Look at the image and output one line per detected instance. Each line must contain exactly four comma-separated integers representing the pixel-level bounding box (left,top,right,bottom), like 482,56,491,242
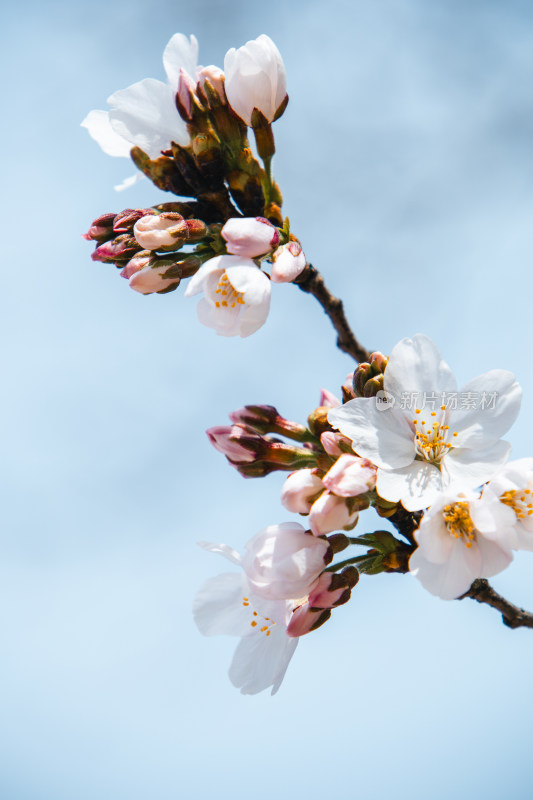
412,406,458,465
214,272,245,310
443,501,475,547
242,597,274,636
500,488,533,520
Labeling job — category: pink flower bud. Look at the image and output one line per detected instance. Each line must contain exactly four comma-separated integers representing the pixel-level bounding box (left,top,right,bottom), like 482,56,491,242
83,212,115,242
120,253,151,280
320,432,353,457
242,522,330,601
319,389,341,409
133,214,187,250
128,263,181,295
322,455,377,498
92,235,139,263
308,492,358,536
270,242,307,283
281,469,324,514
206,425,260,464
197,65,226,104
221,217,279,258
286,567,358,637
176,68,198,121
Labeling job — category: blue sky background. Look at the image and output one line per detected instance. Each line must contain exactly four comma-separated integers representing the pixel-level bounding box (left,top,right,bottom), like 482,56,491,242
2,0,533,797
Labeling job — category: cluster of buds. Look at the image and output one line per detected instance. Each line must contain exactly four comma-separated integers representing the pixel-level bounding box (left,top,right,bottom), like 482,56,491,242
84,34,308,329
352,352,389,398
84,205,209,294
208,399,379,530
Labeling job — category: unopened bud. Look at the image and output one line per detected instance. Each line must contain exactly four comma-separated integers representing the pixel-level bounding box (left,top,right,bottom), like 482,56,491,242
113,208,156,234
270,242,307,284
133,213,188,250
92,235,140,263
83,212,115,243
196,65,226,106
352,352,388,398
221,217,279,258
308,407,334,437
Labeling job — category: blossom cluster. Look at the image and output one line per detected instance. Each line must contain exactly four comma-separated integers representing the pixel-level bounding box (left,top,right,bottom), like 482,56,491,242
83,31,532,697
204,334,531,692
83,34,307,336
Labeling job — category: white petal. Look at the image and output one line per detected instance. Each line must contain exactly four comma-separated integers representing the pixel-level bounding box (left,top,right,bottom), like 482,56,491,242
163,33,199,89
476,535,513,579
450,370,522,447
197,541,242,565
469,492,517,540
410,539,481,600
377,461,443,511
384,334,457,406
81,109,132,158
443,440,511,492
414,508,454,564
193,572,252,637
184,261,223,297
228,625,298,695
108,78,189,157
328,399,415,469
114,173,144,192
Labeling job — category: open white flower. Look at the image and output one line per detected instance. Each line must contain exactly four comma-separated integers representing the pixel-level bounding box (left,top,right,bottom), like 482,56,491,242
81,33,198,188
410,491,513,599
184,255,271,337
193,542,298,695
328,334,521,511
474,458,533,551
224,35,287,126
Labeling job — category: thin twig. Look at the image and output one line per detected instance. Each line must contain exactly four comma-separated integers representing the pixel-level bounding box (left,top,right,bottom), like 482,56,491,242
460,579,533,629
294,264,370,362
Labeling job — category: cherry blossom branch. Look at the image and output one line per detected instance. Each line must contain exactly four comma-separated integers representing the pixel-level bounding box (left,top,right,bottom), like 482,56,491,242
294,264,370,362
461,579,533,629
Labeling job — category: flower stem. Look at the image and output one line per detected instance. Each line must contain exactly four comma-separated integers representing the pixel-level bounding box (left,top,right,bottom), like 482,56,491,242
324,554,371,572
293,264,370,362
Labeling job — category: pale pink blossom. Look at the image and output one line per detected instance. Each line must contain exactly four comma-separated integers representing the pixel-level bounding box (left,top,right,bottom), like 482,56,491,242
221,217,279,258
322,454,377,498
242,522,330,601
194,542,298,695
281,469,324,513
270,242,306,283
224,35,287,126
309,492,358,536
475,458,533,551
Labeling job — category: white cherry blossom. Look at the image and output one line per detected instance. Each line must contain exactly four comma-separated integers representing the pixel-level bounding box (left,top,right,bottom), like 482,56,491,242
82,33,198,188
224,35,287,126
410,491,513,600
184,255,271,337
328,334,522,511
193,542,298,695
474,458,533,551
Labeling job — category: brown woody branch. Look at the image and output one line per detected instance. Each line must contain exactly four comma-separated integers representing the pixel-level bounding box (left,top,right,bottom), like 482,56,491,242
294,264,370,362
460,579,533,629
